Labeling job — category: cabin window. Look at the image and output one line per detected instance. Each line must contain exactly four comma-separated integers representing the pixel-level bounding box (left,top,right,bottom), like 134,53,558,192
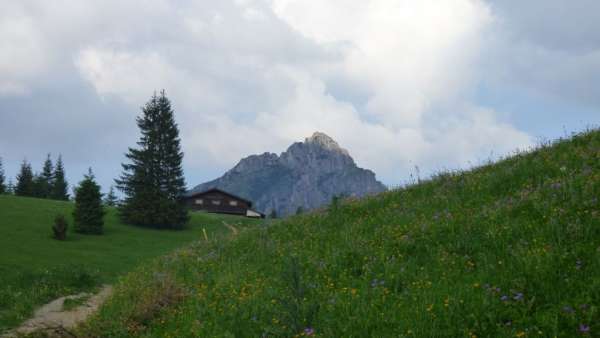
229,201,238,206
195,199,203,205
212,200,221,205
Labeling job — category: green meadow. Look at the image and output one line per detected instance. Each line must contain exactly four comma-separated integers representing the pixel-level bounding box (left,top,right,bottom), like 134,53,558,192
0,196,261,332
80,130,599,337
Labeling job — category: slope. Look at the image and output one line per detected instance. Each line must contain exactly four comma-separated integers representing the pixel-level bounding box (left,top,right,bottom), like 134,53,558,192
0,195,262,333
83,130,599,337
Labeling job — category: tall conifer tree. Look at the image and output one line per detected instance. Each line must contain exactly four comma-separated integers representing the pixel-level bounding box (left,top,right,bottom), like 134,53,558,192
116,91,188,229
0,157,5,194
40,154,54,197
51,155,69,200
15,160,34,196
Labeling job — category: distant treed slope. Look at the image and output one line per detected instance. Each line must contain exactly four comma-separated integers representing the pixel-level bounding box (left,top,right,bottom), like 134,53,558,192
84,129,599,337
190,132,387,216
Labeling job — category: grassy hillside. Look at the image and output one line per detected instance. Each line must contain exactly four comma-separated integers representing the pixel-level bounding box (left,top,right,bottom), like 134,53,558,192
0,196,261,332
83,130,600,337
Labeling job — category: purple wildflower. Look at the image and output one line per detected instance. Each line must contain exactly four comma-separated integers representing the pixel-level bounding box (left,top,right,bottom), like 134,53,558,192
304,327,315,336
513,292,524,301
500,295,509,301
371,279,386,288
579,324,590,334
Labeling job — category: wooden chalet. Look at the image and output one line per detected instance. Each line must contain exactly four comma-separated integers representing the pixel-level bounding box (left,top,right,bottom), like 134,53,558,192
184,188,265,218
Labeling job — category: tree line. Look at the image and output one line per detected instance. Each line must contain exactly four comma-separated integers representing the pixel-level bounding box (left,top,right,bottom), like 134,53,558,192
2,90,188,233
0,155,69,200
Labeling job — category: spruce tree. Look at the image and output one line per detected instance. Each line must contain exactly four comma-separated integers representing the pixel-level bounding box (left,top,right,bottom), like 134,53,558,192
32,173,45,198
73,168,105,234
15,160,34,196
40,154,54,198
116,91,188,229
51,155,69,201
6,179,14,195
104,186,118,207
0,157,5,194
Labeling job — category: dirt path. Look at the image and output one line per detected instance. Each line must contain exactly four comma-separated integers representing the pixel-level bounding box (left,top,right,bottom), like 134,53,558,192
3,285,113,337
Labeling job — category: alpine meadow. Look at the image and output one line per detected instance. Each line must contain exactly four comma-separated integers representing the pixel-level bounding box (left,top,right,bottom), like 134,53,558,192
1,1,600,337
78,130,599,337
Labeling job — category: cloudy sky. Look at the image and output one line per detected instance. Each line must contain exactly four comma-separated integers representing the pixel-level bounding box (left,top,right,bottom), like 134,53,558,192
1,0,599,193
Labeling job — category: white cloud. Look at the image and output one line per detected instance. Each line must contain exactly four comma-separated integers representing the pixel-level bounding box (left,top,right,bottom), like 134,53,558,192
0,5,46,95
1,0,552,188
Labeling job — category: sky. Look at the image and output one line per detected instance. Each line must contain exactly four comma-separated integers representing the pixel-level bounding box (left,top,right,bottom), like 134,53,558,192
1,0,599,193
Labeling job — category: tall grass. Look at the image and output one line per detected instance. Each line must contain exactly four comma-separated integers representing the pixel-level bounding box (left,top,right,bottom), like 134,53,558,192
83,130,599,337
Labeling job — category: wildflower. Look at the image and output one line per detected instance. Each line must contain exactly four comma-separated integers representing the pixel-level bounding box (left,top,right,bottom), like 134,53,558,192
515,331,526,337
562,306,575,314
513,292,524,301
304,327,315,336
500,295,509,301
576,260,583,270
579,324,590,334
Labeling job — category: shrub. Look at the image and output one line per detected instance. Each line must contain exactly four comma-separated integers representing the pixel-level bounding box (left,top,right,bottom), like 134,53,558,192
52,214,68,240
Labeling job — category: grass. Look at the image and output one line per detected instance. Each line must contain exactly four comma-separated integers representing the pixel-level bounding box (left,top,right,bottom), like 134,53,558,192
80,129,599,337
0,196,262,333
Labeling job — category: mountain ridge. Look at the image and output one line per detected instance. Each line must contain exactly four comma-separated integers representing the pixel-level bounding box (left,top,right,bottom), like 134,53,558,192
189,132,387,216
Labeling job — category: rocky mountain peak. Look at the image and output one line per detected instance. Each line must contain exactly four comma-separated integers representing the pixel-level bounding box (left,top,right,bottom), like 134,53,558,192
305,132,350,156
189,132,387,216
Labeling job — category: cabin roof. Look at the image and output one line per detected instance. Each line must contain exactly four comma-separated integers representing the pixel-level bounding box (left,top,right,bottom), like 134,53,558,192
185,188,253,206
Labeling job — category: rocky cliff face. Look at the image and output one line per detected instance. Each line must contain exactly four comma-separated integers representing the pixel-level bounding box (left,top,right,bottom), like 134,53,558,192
189,132,387,216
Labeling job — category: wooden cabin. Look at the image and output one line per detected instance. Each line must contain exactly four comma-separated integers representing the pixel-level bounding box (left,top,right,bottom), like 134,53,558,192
184,188,265,218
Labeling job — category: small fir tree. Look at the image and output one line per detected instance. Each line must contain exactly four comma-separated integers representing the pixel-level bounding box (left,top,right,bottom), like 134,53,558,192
52,214,68,240
15,160,35,196
6,179,14,195
116,91,188,229
51,155,69,201
73,169,105,234
0,157,5,194
104,185,118,207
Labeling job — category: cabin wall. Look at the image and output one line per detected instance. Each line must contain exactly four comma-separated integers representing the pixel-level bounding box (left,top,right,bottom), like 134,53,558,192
185,191,251,215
